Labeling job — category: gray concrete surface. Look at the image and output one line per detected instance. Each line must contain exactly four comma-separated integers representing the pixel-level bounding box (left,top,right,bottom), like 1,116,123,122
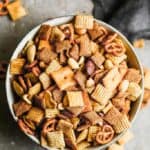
0,0,149,150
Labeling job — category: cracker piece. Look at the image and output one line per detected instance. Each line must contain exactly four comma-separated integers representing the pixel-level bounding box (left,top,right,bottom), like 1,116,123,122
51,66,76,90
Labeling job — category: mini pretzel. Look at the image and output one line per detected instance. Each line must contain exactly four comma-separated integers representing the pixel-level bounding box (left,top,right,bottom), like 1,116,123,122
24,60,38,69
42,119,56,136
32,66,41,77
96,124,114,144
0,60,8,79
18,119,34,135
0,0,9,16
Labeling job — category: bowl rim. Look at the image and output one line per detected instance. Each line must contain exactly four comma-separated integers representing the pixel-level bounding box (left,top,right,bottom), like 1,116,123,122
5,15,144,150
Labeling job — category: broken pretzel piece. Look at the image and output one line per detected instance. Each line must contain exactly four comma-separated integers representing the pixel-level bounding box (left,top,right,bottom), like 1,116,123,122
18,119,34,135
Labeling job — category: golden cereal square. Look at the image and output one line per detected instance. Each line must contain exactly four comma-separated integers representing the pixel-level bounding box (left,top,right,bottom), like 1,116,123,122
26,107,44,124
113,115,131,133
51,66,76,90
91,84,112,105
10,58,25,75
7,0,27,21
47,131,65,148
67,91,84,107
75,15,93,29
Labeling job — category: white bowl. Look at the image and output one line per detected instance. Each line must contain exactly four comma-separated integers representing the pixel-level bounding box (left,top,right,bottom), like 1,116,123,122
6,15,144,150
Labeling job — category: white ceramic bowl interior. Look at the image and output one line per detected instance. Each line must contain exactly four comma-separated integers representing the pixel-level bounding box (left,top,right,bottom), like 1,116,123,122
6,16,144,150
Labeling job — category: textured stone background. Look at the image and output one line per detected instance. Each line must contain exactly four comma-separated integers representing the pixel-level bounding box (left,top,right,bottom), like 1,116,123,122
0,0,149,150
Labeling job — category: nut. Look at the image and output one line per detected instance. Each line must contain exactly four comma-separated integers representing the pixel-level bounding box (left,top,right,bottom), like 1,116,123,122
68,58,79,69
78,56,85,65
104,59,114,69
86,78,95,88
118,80,129,93
12,80,24,96
22,94,32,104
27,44,36,63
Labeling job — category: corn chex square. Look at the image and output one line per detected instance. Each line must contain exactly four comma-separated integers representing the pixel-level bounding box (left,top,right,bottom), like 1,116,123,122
75,15,93,29
10,58,25,75
47,131,65,148
91,84,112,105
67,91,84,107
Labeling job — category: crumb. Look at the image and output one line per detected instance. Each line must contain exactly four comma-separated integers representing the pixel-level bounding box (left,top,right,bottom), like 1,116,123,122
6,0,27,21
133,39,145,48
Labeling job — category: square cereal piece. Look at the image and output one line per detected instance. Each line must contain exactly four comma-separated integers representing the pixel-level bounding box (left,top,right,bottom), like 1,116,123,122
76,34,91,57
7,0,27,21
26,107,44,124
91,51,105,68
87,126,99,142
104,106,122,125
36,25,52,41
67,91,84,107
75,15,93,29
47,131,65,149
45,108,59,119
91,84,112,105
51,66,76,90
10,58,25,75
113,115,131,133
102,67,122,91
124,68,141,84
